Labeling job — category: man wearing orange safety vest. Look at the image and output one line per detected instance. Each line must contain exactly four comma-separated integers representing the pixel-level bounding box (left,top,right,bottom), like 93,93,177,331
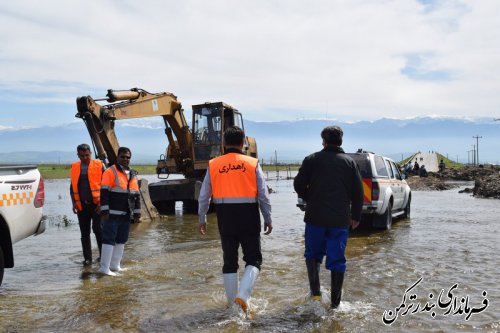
99,147,141,276
70,144,104,266
198,126,272,314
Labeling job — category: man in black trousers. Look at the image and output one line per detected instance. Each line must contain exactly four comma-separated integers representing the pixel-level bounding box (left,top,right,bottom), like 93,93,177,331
70,144,104,265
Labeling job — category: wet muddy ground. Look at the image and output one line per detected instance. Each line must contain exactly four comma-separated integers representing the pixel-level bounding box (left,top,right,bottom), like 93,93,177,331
0,175,499,332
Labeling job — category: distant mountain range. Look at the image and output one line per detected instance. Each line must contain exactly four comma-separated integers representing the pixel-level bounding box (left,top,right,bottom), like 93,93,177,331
1,117,499,164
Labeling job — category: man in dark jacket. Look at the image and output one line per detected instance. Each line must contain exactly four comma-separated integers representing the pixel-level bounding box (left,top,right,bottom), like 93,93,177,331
294,125,363,308
70,144,104,266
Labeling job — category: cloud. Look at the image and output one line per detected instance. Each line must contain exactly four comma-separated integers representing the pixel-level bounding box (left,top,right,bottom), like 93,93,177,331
400,53,453,81
1,0,500,129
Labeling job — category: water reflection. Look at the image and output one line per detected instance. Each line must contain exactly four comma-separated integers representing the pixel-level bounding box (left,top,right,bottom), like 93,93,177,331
0,177,499,332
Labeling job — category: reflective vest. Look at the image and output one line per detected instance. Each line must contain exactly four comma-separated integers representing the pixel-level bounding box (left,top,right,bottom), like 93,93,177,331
100,165,140,216
70,159,103,212
209,153,258,204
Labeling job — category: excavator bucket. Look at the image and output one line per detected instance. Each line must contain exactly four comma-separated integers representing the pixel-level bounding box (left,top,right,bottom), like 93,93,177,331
137,179,160,221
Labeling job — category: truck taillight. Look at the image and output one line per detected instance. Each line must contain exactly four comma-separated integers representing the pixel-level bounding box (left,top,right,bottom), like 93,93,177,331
362,178,371,203
372,181,380,201
34,176,45,208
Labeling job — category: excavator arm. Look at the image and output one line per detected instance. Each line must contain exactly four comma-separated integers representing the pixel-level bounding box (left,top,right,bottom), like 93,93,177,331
76,88,194,173
76,88,257,216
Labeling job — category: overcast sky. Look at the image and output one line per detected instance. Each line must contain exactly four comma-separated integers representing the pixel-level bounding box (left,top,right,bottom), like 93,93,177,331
1,0,499,129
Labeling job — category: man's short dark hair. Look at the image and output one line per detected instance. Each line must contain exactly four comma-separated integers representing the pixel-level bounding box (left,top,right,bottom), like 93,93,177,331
224,126,245,146
77,143,91,152
118,146,132,157
321,126,343,146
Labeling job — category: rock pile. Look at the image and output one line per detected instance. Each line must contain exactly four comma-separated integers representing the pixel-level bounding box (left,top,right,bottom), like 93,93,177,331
405,174,459,191
406,164,500,199
435,164,498,181
473,172,500,199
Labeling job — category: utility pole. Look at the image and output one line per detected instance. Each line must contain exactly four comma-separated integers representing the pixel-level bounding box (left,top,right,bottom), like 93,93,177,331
472,145,476,165
473,135,482,165
275,150,278,174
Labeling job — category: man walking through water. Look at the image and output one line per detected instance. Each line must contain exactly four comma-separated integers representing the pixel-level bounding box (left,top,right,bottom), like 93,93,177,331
198,126,272,314
294,126,363,308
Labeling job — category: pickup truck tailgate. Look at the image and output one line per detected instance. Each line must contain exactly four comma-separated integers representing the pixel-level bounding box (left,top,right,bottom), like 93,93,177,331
0,166,45,244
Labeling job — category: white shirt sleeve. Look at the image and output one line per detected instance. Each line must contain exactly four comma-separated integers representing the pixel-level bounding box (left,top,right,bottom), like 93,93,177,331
256,164,272,225
197,170,212,224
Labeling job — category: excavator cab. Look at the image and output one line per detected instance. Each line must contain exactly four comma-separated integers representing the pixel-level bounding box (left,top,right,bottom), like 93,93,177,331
192,102,246,161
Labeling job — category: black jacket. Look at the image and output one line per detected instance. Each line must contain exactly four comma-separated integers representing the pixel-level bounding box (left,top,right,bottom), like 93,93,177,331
294,145,363,228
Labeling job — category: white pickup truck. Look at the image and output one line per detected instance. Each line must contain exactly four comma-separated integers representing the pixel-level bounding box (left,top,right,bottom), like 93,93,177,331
347,151,412,230
0,165,45,286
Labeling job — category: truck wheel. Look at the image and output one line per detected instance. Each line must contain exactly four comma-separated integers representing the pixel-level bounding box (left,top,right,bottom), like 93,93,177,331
182,200,198,213
374,202,392,230
0,246,4,287
155,200,176,215
360,213,373,226
402,197,411,218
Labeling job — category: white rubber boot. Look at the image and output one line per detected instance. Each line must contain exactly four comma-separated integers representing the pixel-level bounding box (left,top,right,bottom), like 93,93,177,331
110,243,126,272
223,273,238,307
98,244,117,276
234,265,259,313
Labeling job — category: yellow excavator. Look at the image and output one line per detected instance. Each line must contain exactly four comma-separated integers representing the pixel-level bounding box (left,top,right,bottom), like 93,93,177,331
76,88,257,218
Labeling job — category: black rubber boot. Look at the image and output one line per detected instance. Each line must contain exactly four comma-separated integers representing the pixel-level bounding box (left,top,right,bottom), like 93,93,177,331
305,259,321,298
81,238,92,265
331,271,345,308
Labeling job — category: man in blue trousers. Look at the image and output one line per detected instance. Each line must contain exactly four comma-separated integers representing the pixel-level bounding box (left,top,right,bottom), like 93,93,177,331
294,125,363,308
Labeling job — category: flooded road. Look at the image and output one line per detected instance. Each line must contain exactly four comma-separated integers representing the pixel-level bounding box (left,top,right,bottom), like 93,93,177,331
1,174,499,332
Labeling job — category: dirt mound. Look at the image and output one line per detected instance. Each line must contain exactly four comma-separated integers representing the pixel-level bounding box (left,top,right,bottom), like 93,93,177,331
473,172,500,199
405,174,459,191
436,164,498,181
406,164,500,199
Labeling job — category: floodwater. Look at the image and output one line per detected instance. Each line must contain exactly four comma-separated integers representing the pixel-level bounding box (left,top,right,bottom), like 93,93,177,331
1,174,499,333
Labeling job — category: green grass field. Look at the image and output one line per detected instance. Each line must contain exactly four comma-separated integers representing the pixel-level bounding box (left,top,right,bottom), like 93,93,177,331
19,155,467,180
38,164,72,179
38,164,158,179
39,163,300,179
261,164,300,172
436,153,463,168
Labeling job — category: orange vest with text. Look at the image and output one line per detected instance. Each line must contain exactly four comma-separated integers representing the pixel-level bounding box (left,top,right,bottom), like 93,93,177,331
209,153,258,204
70,159,103,211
